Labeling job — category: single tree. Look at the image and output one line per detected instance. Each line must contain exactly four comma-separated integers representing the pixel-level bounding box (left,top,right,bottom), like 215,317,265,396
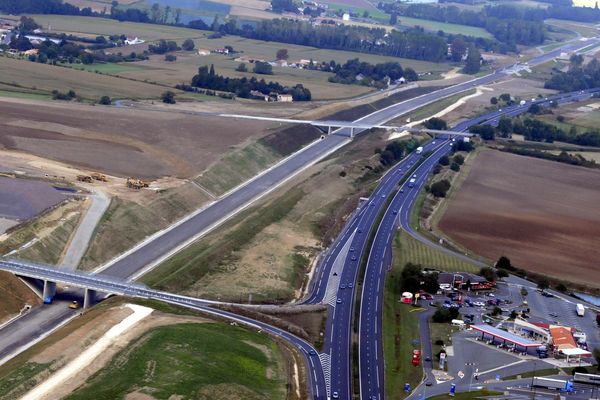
450,162,460,172
453,154,464,165
161,91,176,104
276,48,289,60
496,256,513,271
389,13,398,25
479,267,496,282
236,63,248,72
98,96,111,105
253,61,273,75
164,54,177,62
182,39,195,51
490,97,498,105
537,278,550,290
463,45,481,74
450,38,467,62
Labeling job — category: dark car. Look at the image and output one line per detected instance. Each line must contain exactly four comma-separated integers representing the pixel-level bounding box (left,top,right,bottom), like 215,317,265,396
425,381,433,386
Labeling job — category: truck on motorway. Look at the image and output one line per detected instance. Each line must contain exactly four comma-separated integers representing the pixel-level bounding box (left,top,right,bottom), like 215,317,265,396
532,377,572,391
408,178,416,188
576,303,585,317
574,372,600,385
416,146,423,154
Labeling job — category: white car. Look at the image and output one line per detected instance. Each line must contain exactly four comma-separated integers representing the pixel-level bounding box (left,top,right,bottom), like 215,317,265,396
473,301,486,307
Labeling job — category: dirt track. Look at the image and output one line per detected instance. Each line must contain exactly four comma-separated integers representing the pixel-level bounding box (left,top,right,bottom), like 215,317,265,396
439,150,600,287
0,98,276,179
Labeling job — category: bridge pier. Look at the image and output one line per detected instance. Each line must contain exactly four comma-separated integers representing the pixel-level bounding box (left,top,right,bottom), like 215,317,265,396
83,289,96,309
42,280,56,302
327,126,331,135
350,127,355,138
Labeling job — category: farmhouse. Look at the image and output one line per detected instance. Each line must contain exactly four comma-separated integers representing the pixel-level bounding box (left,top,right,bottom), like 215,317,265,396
25,35,62,45
198,49,211,56
212,48,229,55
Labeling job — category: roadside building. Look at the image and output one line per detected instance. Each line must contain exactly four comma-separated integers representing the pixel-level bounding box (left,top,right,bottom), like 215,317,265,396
276,93,293,102
197,49,210,56
342,12,350,21
438,272,489,291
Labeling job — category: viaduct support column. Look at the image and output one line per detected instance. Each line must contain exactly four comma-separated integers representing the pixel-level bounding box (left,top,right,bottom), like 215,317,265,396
350,127,355,138
327,126,331,135
42,281,56,302
83,289,96,309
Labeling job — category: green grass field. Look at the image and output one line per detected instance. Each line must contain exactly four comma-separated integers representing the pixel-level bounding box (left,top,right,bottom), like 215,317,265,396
384,235,425,399
66,323,287,400
0,14,206,41
395,231,479,273
0,89,52,101
65,62,147,74
397,16,492,39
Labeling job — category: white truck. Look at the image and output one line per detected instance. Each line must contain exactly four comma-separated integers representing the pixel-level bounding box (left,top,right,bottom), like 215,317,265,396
576,303,585,317
416,146,423,154
408,178,416,188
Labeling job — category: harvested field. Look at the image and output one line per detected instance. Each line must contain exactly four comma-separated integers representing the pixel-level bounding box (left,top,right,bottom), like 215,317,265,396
439,150,600,287
0,57,167,100
0,177,65,221
0,97,278,179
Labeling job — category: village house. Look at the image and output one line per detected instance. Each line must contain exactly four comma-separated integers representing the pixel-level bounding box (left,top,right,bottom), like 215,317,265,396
124,37,145,45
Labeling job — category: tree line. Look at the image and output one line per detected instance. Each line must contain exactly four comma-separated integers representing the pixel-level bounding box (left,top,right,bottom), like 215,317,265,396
0,0,449,63
189,64,311,101
379,3,546,48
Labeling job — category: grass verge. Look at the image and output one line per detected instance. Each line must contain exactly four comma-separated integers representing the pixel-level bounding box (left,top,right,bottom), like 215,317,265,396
384,234,424,399
66,323,287,400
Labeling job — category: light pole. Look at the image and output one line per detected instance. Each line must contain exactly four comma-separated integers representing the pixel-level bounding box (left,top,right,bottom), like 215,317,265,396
531,361,537,400
466,362,476,392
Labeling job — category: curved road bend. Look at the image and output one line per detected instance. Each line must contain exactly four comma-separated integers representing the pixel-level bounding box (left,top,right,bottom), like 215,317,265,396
358,87,600,400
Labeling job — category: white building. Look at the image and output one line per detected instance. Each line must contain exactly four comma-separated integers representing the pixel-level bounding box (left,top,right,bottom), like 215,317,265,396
342,12,350,21
124,37,145,45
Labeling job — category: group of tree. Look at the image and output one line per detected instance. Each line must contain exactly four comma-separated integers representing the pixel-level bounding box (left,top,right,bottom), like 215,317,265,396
148,39,179,54
513,117,600,146
271,0,300,13
429,179,451,197
423,117,447,130
377,3,547,48
502,146,598,168
469,124,496,140
546,57,600,92
327,58,417,87
190,64,311,101
377,138,419,166
241,19,448,62
400,263,439,294
432,306,459,323
9,33,148,65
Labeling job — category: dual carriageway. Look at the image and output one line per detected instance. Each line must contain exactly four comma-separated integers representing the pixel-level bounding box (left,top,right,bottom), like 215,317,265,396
1,35,599,399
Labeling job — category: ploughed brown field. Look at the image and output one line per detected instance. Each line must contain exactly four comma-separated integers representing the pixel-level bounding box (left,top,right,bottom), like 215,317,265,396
0,98,276,179
439,150,600,287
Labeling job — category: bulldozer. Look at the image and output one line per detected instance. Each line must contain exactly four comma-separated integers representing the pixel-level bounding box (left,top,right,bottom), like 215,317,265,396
76,175,93,183
91,172,108,182
126,177,149,189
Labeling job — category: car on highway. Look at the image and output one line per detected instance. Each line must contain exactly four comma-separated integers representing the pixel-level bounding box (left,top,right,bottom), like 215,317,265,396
309,349,317,356
393,210,398,215
337,298,342,304
351,256,357,261
473,301,485,307
425,381,433,386
340,284,346,289
332,391,339,399
348,283,353,288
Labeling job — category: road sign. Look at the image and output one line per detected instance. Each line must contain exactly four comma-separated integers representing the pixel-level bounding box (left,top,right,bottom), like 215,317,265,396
496,374,500,381
458,371,465,379
449,383,456,396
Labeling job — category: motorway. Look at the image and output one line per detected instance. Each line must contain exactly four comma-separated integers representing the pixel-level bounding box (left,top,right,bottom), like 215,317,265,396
357,87,600,400
0,35,598,399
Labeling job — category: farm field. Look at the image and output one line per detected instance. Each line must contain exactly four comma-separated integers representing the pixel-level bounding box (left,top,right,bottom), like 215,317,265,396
439,150,600,287
0,14,206,42
0,97,278,179
0,56,167,100
397,15,493,39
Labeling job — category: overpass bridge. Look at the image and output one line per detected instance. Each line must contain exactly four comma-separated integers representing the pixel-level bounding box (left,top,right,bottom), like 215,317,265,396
218,114,474,138
0,259,218,309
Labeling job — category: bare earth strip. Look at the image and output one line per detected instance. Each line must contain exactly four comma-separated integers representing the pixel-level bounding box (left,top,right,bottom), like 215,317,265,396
439,150,600,287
